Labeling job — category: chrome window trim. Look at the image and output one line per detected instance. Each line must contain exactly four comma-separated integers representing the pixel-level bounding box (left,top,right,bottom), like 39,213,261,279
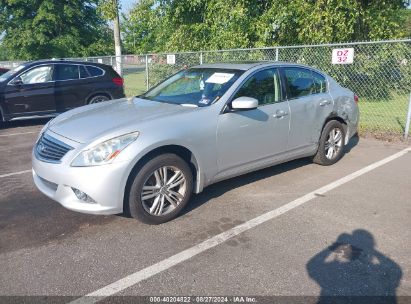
7,63,106,86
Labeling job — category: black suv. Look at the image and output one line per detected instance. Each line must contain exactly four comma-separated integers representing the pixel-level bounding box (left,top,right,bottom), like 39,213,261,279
0,60,125,122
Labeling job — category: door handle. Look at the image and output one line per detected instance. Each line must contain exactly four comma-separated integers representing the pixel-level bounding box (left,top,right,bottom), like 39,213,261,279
273,110,289,118
319,100,331,106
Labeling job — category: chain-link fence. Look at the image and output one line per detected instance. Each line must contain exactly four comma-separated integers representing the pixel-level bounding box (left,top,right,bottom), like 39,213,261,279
1,39,410,138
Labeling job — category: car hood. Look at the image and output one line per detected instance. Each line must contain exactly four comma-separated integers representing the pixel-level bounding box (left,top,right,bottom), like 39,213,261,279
49,97,197,143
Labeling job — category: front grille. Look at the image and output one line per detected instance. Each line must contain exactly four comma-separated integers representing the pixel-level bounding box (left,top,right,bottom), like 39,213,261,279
35,133,73,163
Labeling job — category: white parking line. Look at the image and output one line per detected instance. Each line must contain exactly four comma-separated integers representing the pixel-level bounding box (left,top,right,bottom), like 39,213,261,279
0,170,31,179
0,131,38,137
69,146,411,304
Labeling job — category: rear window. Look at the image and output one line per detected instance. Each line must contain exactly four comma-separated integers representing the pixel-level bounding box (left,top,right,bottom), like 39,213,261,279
86,65,104,77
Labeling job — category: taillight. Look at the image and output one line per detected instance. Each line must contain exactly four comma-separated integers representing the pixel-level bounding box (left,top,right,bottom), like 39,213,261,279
112,77,124,86
354,94,359,104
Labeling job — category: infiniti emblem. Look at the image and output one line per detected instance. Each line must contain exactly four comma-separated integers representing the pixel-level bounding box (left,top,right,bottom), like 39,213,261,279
38,142,46,153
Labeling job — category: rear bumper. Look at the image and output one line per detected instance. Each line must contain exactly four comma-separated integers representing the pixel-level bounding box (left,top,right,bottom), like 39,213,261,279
112,87,125,99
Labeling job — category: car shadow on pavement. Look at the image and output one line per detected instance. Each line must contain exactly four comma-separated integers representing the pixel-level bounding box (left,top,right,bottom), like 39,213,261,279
345,134,359,154
183,135,360,216
182,157,312,216
307,229,402,304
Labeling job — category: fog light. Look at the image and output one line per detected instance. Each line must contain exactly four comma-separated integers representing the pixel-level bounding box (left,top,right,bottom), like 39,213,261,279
72,188,96,204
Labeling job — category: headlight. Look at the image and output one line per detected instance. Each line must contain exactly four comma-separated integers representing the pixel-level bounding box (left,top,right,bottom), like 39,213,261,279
71,132,139,167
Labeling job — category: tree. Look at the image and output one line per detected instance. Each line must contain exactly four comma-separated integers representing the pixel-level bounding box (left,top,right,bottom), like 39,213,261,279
122,0,166,54
99,0,122,75
406,9,411,37
122,0,408,53
0,0,113,60
288,0,407,44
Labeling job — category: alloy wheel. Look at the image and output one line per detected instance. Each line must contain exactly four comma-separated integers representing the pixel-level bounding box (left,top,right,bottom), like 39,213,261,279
325,128,343,160
89,95,109,104
141,166,187,216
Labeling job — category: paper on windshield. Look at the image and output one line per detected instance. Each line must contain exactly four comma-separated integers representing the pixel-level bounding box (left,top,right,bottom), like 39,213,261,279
205,73,235,84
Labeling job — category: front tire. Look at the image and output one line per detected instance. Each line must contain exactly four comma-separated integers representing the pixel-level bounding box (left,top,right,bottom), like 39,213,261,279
127,154,193,224
313,120,346,166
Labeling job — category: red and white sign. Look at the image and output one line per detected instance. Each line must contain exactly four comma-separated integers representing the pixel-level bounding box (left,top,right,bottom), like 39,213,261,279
332,48,354,64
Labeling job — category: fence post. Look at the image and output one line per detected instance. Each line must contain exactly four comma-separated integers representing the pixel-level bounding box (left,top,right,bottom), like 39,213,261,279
200,52,203,65
145,55,149,91
404,92,411,140
275,48,279,61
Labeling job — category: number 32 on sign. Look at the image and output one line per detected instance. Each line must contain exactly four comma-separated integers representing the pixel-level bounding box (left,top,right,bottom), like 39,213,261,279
332,48,354,64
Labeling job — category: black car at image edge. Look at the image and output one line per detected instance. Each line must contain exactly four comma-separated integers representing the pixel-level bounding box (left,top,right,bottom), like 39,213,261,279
0,60,125,122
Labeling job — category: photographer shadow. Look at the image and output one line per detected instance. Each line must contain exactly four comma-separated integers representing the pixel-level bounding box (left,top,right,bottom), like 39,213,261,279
307,229,402,304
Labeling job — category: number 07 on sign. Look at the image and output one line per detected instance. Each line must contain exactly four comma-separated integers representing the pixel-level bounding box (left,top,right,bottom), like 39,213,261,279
332,48,354,64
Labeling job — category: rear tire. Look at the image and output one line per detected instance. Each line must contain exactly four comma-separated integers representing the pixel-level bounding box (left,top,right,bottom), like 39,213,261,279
127,154,193,224
87,94,110,104
313,120,346,166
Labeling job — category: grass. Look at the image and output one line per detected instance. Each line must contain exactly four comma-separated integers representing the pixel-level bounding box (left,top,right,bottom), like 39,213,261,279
358,92,410,135
123,71,147,97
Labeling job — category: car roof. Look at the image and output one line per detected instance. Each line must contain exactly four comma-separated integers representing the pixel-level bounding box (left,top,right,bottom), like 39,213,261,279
22,59,110,68
191,61,308,71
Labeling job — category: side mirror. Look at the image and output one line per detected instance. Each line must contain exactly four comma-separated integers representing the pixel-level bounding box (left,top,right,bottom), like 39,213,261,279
231,96,258,111
11,77,23,86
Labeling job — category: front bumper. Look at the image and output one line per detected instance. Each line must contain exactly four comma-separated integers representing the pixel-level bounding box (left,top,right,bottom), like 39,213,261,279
32,133,130,215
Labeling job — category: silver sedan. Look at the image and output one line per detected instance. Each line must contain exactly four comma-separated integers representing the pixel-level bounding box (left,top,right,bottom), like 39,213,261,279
32,62,359,224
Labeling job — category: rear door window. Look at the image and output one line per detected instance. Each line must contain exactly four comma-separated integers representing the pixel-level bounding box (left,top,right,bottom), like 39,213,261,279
54,64,79,81
86,65,104,77
283,67,315,99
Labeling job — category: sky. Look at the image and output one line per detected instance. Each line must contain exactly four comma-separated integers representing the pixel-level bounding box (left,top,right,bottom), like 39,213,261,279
120,0,136,13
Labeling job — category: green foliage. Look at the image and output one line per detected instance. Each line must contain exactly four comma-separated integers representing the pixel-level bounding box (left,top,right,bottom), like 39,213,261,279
122,0,166,54
124,0,409,109
122,0,408,54
276,42,411,101
0,0,114,60
98,0,120,20
405,9,411,37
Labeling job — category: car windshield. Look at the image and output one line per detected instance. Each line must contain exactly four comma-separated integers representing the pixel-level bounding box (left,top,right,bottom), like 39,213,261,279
142,68,244,107
0,64,26,82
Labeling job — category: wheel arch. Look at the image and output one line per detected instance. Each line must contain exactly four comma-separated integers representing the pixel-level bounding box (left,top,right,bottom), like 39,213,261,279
322,113,349,144
123,144,201,213
86,92,113,104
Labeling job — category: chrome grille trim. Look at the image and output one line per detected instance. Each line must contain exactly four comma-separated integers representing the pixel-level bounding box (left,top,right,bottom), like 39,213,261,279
35,133,73,163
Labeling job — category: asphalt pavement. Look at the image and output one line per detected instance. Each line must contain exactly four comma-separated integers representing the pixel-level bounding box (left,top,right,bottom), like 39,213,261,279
0,119,410,304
